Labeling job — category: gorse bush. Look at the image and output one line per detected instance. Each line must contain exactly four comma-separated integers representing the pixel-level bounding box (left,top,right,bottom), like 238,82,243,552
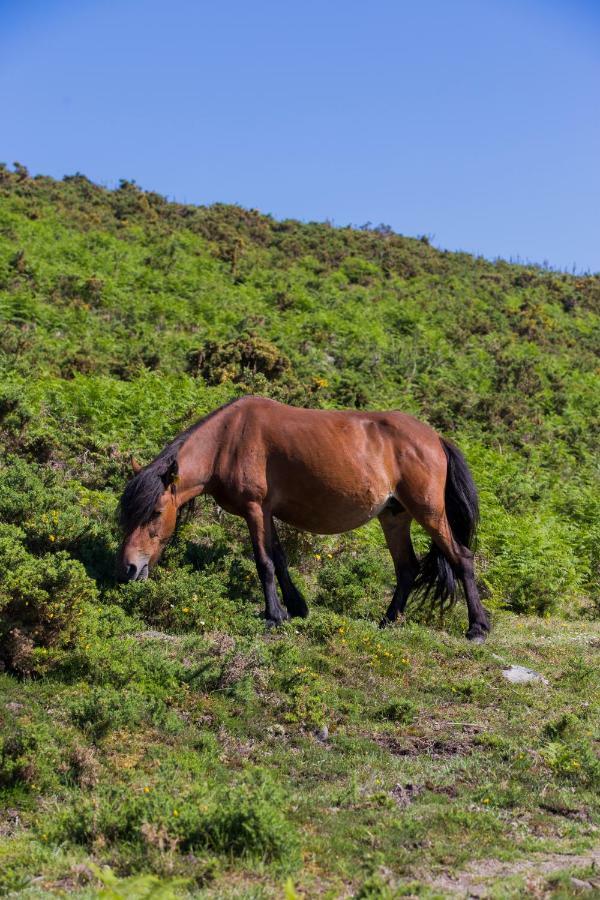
0,523,97,675
315,551,389,617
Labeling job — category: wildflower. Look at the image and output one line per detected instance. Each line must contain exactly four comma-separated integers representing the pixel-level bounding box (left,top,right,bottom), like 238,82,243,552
172,809,179,817
314,553,321,560
49,535,56,542
144,786,151,793
482,797,490,804
182,607,190,613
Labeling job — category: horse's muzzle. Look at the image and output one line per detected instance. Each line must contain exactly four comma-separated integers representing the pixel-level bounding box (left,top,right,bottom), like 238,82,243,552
123,562,149,582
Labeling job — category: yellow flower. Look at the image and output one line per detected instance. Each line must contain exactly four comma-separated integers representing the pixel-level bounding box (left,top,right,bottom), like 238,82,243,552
49,535,56,542
483,798,490,804
172,809,179,817
144,786,151,793
182,607,190,613
314,553,321,560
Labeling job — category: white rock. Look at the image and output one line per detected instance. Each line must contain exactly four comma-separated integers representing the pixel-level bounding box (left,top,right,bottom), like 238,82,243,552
315,725,329,741
502,664,548,685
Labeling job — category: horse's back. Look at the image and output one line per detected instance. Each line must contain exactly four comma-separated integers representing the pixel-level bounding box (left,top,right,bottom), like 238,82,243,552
230,395,437,437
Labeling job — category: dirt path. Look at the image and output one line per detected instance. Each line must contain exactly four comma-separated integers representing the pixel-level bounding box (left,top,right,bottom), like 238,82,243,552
426,848,600,896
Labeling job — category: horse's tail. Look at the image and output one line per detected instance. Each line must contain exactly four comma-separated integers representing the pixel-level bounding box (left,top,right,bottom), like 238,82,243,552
413,438,479,611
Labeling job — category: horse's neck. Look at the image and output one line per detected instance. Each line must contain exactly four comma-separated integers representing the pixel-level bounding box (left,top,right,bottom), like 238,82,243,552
175,413,225,503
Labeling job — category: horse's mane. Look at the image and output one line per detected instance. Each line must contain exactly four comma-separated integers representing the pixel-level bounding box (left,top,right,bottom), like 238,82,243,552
119,399,238,532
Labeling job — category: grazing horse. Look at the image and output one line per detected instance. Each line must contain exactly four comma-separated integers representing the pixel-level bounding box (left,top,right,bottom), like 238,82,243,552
119,396,490,642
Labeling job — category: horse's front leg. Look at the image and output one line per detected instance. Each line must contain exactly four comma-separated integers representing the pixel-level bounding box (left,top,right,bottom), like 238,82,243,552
245,502,290,625
271,519,308,618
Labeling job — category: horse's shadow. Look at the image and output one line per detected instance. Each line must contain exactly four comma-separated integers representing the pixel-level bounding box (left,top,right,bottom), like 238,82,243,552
75,531,122,586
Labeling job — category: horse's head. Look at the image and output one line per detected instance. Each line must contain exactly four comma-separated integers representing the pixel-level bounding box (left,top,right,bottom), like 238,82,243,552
118,456,180,581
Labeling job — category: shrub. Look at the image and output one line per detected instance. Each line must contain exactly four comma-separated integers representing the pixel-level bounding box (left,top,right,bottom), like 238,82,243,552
67,684,178,740
340,256,380,285
315,551,389,617
110,566,254,634
281,665,328,727
48,771,299,867
0,701,80,793
0,524,98,674
540,713,600,788
541,739,600,787
373,698,416,724
181,774,299,862
482,512,584,616
189,335,293,385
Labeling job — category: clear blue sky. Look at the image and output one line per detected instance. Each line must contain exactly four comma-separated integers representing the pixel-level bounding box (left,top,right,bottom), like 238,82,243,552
1,0,599,271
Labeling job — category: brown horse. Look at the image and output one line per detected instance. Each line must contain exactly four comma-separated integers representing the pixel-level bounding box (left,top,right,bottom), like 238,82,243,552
119,396,490,642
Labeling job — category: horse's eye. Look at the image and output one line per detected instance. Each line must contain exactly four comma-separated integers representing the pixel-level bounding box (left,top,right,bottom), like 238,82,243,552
149,510,161,521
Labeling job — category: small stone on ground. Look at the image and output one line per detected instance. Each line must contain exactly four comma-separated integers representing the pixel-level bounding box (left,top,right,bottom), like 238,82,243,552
502,664,549,684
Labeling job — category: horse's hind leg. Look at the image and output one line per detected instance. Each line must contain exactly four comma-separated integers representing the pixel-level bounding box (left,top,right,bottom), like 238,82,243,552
271,519,309,618
244,502,290,625
458,548,490,642
378,507,419,627
412,506,490,642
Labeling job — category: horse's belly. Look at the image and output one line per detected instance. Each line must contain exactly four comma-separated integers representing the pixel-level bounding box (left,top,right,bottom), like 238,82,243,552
272,488,390,535
267,441,395,534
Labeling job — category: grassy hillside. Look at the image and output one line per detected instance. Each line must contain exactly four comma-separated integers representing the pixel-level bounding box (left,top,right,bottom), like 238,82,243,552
0,164,599,897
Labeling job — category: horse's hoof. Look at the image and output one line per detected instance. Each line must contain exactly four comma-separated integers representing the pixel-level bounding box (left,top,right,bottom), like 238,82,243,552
380,615,403,629
466,627,488,644
266,611,290,627
287,603,309,619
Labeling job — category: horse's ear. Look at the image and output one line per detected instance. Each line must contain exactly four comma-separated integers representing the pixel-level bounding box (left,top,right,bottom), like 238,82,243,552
130,456,142,474
161,459,179,489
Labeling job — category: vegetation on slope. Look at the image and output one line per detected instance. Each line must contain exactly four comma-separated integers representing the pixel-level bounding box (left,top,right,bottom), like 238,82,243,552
0,164,598,896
